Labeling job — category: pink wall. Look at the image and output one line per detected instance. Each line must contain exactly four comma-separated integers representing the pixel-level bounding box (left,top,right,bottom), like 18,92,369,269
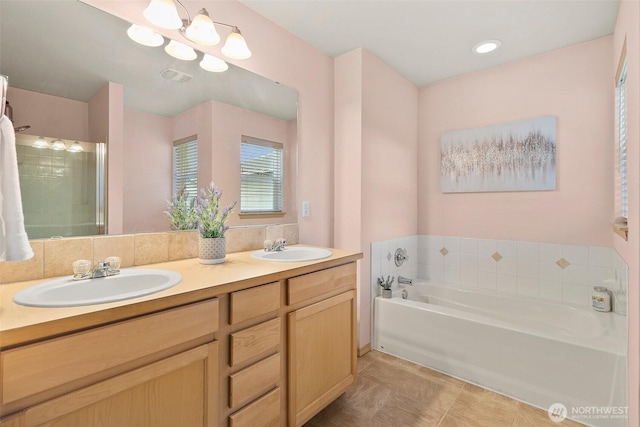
7,87,88,141
123,109,172,233
89,82,124,234
613,1,640,423
83,0,335,247
335,49,418,346
418,37,614,247
172,101,214,196
171,99,295,226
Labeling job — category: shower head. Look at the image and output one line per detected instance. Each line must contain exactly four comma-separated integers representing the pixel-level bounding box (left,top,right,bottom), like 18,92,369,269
14,125,31,132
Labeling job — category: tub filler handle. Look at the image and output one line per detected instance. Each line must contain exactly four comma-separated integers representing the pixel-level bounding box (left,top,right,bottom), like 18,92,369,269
394,248,409,267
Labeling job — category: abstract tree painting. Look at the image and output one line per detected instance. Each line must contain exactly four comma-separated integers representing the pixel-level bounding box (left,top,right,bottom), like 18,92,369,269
440,116,556,193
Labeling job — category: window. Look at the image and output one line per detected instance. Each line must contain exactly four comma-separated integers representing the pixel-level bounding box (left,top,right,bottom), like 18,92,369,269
240,137,283,213
173,137,198,200
617,61,628,219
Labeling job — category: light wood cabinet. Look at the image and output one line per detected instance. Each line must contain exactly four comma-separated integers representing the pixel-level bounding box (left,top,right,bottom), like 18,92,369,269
1,256,361,427
0,299,220,427
8,343,218,427
287,264,358,427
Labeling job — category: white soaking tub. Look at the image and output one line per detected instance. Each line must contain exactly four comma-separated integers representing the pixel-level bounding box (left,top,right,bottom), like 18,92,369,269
373,282,627,427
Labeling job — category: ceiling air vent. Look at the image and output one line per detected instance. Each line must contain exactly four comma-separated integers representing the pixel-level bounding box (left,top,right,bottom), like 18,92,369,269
160,68,193,83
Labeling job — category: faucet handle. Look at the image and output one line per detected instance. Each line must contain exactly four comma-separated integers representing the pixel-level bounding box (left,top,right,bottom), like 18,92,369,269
105,256,121,271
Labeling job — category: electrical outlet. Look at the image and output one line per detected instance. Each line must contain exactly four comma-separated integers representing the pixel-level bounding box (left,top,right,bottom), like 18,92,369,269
302,201,310,218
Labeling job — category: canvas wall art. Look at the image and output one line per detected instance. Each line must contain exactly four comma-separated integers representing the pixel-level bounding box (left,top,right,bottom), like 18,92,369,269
440,116,557,193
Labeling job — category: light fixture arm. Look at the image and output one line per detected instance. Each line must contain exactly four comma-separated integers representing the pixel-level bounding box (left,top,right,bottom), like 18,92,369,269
211,22,238,31
174,0,191,26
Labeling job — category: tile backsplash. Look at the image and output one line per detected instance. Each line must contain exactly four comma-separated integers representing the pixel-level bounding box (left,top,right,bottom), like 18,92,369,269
371,235,628,314
0,224,298,284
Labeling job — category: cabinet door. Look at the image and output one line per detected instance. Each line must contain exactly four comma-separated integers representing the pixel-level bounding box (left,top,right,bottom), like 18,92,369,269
18,343,218,427
287,290,356,427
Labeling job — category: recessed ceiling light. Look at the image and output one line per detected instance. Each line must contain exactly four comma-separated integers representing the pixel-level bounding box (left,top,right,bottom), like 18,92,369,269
473,39,502,54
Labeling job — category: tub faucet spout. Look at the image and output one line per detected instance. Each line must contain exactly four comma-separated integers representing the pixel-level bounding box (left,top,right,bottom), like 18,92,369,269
398,276,413,285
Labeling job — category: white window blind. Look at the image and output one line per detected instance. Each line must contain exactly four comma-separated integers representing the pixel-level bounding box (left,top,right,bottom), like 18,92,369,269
617,62,628,219
241,137,283,213
173,138,198,200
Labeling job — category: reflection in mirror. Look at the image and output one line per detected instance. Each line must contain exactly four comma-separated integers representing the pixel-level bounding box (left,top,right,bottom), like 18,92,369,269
15,135,106,239
0,0,298,237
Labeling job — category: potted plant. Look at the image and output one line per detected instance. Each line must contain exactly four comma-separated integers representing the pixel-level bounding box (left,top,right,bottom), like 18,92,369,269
378,276,394,298
195,182,237,264
164,184,198,231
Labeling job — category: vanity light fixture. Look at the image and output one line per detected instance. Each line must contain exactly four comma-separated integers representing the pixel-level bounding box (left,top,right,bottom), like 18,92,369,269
164,40,197,61
184,9,220,46
51,139,67,151
143,0,182,30
142,0,251,60
473,39,502,54
199,54,228,73
68,141,84,153
221,28,252,60
126,24,164,47
33,137,49,149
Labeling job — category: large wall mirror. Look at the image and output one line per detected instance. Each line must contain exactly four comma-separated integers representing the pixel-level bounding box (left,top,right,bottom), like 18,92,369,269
0,0,298,238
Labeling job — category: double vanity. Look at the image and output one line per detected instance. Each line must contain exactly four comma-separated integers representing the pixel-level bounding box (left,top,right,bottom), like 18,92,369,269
0,246,362,427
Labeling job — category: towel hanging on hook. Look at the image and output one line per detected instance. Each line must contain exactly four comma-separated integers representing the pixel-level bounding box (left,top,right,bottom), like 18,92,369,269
0,74,7,118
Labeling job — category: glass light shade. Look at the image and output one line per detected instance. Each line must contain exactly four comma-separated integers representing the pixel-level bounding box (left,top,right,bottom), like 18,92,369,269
473,40,501,54
199,54,228,72
127,24,164,47
221,29,251,59
143,0,182,30
51,140,66,151
185,10,220,46
68,141,84,152
33,137,49,149
164,40,197,61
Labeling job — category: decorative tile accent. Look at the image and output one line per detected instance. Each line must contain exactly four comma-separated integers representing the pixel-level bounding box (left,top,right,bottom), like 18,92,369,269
440,247,449,256
387,252,392,262
556,258,570,270
492,252,503,262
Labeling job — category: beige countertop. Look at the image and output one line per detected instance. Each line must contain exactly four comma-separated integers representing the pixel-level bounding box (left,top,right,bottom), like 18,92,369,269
0,246,362,349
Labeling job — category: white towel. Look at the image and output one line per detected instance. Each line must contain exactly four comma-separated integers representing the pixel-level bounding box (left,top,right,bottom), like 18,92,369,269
0,114,34,262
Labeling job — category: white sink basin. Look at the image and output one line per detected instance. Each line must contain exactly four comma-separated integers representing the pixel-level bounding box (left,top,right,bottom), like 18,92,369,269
13,268,182,308
251,247,332,262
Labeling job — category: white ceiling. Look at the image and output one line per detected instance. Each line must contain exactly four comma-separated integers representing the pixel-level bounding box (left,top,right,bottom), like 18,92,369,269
241,0,620,86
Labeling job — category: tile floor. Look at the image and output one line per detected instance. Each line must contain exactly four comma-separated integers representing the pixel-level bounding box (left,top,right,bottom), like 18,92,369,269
304,350,584,427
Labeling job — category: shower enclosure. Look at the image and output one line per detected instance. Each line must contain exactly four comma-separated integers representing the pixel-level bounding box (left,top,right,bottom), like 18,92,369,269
15,135,107,239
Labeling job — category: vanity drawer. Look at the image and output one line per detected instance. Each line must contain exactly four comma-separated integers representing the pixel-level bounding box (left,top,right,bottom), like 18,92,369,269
1,298,219,408
230,282,280,324
229,353,280,409
230,318,281,367
288,263,356,305
229,387,281,427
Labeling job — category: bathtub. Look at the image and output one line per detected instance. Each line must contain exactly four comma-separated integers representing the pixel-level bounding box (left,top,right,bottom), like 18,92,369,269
374,282,627,427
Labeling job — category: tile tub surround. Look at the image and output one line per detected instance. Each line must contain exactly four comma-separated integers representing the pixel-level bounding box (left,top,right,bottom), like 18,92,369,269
0,224,299,284
371,235,628,313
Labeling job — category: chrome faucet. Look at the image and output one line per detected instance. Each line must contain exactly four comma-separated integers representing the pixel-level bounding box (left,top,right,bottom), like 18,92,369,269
264,238,287,252
398,276,413,285
73,259,120,281
91,261,111,278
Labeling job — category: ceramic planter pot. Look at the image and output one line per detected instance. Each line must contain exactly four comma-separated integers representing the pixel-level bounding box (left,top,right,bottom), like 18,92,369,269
381,289,392,298
199,237,226,264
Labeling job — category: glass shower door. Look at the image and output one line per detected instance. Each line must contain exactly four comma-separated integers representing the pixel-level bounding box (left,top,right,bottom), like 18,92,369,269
15,135,107,239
